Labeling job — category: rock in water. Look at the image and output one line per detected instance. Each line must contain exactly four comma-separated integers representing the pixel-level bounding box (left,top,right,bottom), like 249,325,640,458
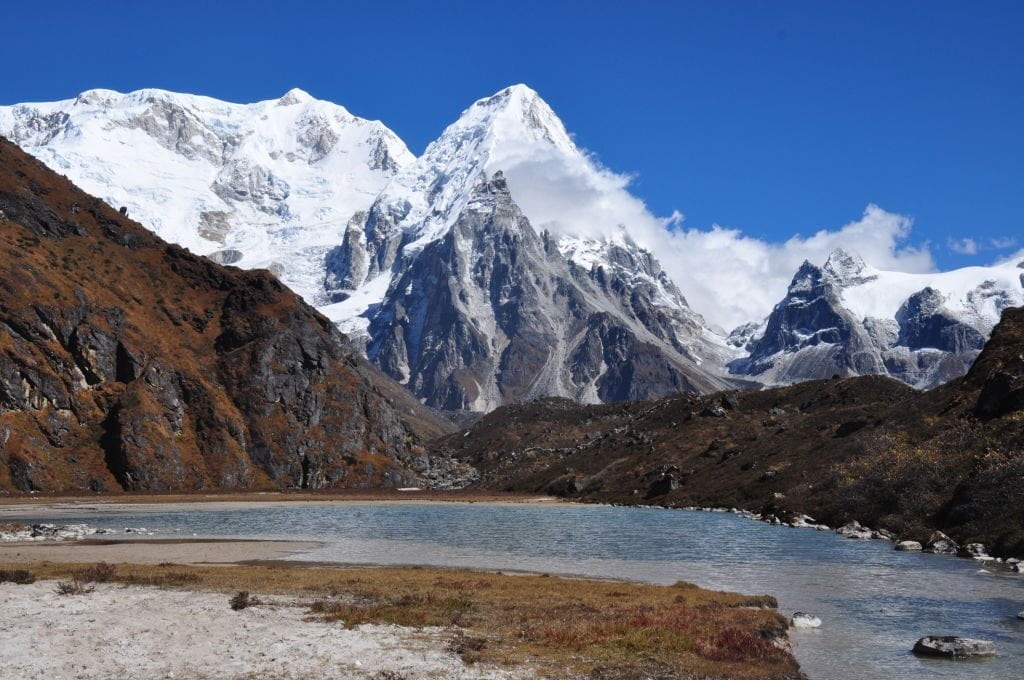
924,531,959,555
1017,611,1024,621
958,543,993,560
895,540,923,551
791,612,822,628
836,521,874,540
912,636,996,658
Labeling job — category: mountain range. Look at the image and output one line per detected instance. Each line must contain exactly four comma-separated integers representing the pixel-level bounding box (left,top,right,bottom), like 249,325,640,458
3,85,1022,409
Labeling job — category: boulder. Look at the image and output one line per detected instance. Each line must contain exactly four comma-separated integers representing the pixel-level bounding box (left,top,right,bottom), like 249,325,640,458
924,531,959,555
895,540,923,551
958,543,993,560
837,521,874,540
791,612,822,628
1017,611,1024,621
912,636,996,658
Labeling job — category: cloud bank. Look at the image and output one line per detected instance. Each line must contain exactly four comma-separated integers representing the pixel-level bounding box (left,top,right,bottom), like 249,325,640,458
499,145,935,331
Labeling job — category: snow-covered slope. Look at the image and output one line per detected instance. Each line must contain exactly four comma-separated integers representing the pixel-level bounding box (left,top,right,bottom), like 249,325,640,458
731,249,1024,388
0,88,413,304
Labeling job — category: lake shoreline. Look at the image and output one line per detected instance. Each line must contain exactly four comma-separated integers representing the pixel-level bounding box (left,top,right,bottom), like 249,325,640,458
0,552,802,680
0,489,559,507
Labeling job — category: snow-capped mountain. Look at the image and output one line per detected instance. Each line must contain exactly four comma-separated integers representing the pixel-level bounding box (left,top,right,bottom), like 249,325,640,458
0,87,413,304
1,85,741,411
321,85,739,409
6,85,1021,407
731,248,1024,388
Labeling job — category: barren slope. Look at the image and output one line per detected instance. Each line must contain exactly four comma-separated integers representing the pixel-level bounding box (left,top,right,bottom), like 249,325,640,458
0,136,449,493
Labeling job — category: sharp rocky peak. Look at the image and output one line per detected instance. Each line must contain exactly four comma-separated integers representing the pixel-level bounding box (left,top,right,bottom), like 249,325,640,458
441,83,577,161
822,248,871,286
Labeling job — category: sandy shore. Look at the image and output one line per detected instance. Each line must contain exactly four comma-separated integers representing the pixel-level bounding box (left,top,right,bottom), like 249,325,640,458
0,490,559,507
0,579,521,680
0,493,563,524
0,537,319,565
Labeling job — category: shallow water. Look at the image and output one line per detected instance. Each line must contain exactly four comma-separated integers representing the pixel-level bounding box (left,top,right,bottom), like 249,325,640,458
8,502,1024,679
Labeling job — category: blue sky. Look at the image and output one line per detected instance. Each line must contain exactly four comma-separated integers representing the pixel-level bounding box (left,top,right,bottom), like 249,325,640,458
3,1,1021,271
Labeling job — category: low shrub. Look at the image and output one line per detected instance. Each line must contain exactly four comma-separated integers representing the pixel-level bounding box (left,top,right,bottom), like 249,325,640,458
55,577,94,596
0,569,35,585
73,562,116,583
230,590,260,610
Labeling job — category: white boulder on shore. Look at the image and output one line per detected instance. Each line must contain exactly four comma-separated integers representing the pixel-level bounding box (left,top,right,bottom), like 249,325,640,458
895,540,923,551
791,612,822,629
836,521,875,540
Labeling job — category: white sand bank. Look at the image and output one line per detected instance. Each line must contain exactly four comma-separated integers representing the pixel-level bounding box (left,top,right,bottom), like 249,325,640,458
0,580,525,679
0,538,318,565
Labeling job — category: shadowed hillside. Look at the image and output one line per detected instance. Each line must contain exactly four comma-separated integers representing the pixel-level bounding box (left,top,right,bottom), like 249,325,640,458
0,136,450,493
434,307,1024,555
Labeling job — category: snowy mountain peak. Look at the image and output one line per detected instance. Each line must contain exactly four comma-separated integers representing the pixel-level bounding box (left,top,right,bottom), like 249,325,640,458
73,88,122,107
340,84,580,274
0,88,414,308
278,88,314,106
733,249,1024,389
461,84,576,156
823,248,873,286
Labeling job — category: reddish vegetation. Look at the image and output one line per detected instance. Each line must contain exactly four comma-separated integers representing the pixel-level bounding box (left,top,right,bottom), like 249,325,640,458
436,308,1024,555
0,137,449,493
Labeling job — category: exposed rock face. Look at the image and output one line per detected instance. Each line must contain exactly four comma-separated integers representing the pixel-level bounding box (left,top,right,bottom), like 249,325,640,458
322,86,744,411
357,172,739,411
0,137,447,493
965,307,1024,418
731,249,1021,389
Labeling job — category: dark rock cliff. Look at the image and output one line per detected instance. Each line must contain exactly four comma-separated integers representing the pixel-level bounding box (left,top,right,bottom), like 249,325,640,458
732,250,996,389
0,136,449,493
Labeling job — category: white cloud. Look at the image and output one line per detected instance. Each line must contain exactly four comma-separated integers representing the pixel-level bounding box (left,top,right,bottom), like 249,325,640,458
990,236,1018,250
499,144,935,331
948,237,979,255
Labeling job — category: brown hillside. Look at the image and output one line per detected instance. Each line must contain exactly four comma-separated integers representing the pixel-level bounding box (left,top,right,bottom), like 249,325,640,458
434,307,1024,556
0,136,450,493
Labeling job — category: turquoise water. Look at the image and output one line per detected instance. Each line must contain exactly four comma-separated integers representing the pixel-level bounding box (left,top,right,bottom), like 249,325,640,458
10,502,1024,679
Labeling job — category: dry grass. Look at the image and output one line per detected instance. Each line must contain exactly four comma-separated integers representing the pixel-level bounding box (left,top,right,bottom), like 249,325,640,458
1,561,800,679
54,576,94,596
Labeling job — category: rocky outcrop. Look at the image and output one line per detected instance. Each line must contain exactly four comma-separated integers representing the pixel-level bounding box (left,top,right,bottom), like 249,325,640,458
912,636,996,658
0,136,448,493
731,249,1022,389
360,172,739,411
